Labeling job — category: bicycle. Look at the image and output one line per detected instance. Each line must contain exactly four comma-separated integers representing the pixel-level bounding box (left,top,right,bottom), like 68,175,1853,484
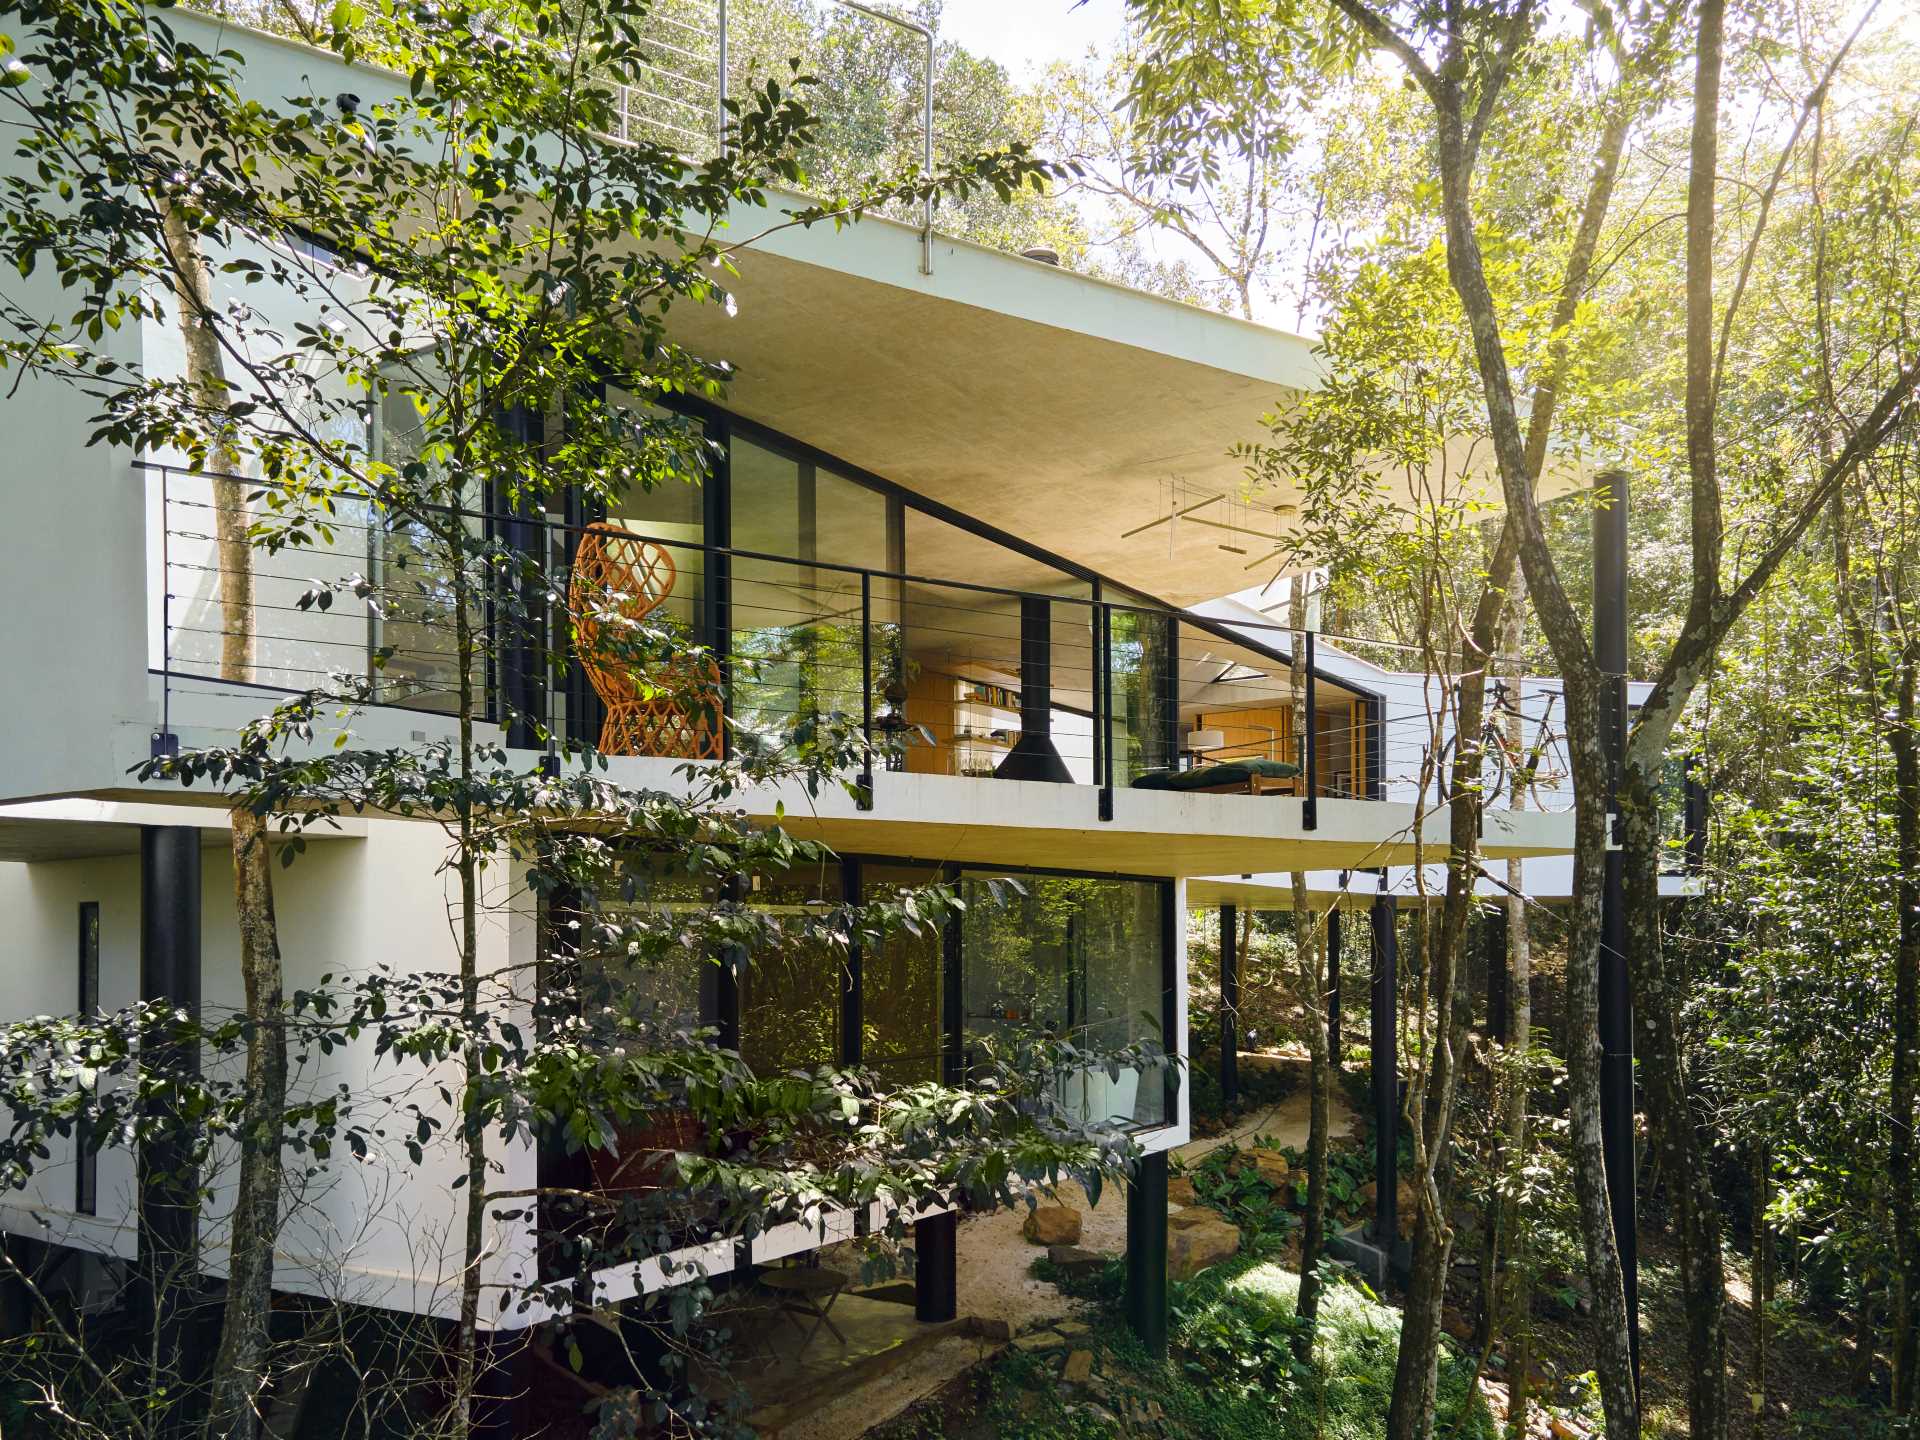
1433,681,1576,812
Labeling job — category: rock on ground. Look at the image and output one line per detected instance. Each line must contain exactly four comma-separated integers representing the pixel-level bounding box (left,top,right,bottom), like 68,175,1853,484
1022,1206,1083,1246
1167,1207,1241,1281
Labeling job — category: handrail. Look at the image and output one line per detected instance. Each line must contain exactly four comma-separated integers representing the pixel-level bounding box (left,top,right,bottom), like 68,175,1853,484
713,0,937,273
139,461,1406,811
830,0,935,275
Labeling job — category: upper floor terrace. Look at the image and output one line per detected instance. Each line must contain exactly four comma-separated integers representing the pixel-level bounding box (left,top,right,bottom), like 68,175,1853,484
110,421,1576,879
0,5,1586,876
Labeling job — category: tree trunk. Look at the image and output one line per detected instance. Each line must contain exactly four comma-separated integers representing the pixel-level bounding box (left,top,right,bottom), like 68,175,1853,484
1890,656,1920,1413
452,513,488,1440
207,808,287,1440
1750,1143,1770,1435
163,199,288,1440
1424,93,1643,1440
1564,733,1639,1439
1482,606,1536,1417
160,204,253,685
1623,771,1729,1440
1387,601,1494,1438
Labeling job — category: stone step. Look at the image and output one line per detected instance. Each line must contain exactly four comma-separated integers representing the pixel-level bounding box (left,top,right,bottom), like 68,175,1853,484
760,1328,1003,1440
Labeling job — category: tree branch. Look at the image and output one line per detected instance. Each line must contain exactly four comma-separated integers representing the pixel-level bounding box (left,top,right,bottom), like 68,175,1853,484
1327,0,1441,100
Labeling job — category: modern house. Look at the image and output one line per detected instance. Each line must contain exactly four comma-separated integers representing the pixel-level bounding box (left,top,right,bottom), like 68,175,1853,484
0,3,1585,1383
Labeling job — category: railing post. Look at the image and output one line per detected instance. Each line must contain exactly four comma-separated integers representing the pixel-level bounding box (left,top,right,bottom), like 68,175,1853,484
859,569,873,810
918,20,933,275
151,466,178,759
1219,903,1239,1106
1303,630,1318,830
715,0,729,156
1098,600,1114,821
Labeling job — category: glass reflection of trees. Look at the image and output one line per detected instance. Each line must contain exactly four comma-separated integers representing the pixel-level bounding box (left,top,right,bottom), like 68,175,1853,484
960,873,1166,1127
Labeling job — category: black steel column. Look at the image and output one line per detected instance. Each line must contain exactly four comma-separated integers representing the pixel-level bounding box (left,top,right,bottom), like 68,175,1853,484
1485,904,1510,1045
1303,631,1318,829
560,477,607,750
1326,905,1342,1071
1126,1150,1169,1357
139,826,202,1321
494,405,546,750
1684,757,1709,874
1219,904,1239,1106
714,875,743,1052
915,1211,958,1322
1595,468,1640,1382
941,864,964,1086
1369,876,1398,1247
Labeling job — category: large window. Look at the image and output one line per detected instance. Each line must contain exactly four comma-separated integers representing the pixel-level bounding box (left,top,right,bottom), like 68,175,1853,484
370,369,481,713
729,438,895,747
1108,606,1175,783
738,864,848,1075
859,862,945,1084
958,873,1168,1128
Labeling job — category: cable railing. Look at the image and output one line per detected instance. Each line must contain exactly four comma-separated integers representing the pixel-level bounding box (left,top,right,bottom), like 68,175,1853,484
614,0,937,271
144,463,1472,825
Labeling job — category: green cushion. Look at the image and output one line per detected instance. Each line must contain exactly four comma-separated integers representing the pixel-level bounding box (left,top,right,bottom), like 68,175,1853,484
1130,758,1302,792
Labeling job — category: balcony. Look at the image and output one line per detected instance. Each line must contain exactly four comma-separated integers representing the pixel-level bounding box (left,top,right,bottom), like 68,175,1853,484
143,461,1571,875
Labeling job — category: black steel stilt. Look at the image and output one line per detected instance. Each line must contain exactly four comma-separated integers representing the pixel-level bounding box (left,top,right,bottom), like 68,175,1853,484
1369,877,1398,1247
138,825,202,1354
1485,904,1510,1045
1219,904,1239,1106
1126,1151,1168,1357
915,1211,959,1322
1326,906,1342,1070
1595,468,1640,1386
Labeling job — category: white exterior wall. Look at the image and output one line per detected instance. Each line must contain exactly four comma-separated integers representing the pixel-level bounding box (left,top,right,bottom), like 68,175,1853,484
0,817,531,1324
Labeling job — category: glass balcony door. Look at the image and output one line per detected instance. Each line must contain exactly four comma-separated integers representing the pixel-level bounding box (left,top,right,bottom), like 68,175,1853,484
728,436,899,752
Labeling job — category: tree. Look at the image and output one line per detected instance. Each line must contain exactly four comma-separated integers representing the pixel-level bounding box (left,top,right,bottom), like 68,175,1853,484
1148,15,1656,1432
0,2,1152,1435
157,197,291,1440
1248,3,1920,1437
1044,35,1315,319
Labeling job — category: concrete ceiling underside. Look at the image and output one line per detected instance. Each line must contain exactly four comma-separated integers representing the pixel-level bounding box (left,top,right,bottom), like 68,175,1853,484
0,818,235,863
671,248,1298,604
669,212,1592,606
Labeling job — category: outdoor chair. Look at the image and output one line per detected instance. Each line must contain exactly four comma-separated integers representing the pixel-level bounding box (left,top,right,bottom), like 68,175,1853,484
570,523,723,760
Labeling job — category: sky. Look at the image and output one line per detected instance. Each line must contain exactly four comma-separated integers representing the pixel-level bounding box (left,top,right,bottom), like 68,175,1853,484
937,0,1127,74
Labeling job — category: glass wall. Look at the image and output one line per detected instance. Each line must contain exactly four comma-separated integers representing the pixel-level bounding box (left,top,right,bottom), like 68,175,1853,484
738,864,847,1075
958,872,1168,1128
897,508,1095,781
551,862,714,1034
547,855,1171,1135
729,437,896,748
371,375,481,713
1108,606,1175,783
860,863,945,1083
600,388,708,637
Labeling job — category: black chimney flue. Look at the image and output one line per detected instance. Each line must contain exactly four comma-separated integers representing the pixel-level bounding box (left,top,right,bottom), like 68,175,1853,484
995,595,1074,783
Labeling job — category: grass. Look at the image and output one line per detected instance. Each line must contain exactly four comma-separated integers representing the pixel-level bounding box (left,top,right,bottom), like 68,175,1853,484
882,1252,1496,1440
1152,1255,1497,1439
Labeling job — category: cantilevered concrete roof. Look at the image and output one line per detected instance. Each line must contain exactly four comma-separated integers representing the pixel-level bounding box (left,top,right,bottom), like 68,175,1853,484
671,200,1323,602
159,10,1588,608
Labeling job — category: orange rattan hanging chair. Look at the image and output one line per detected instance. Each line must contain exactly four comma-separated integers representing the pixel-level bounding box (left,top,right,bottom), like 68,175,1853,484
569,523,722,760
